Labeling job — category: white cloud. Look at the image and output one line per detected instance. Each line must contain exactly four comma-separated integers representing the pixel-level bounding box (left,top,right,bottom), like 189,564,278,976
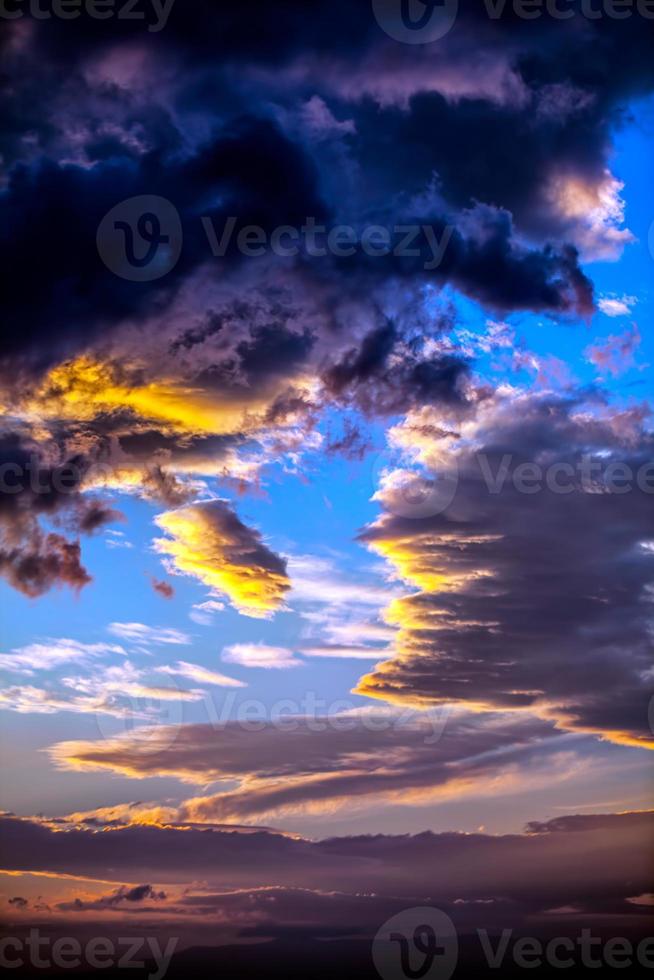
0,639,125,676
324,621,396,646
222,643,301,670
548,170,635,261
0,672,201,717
300,646,386,660
62,661,205,704
288,555,396,607
157,661,246,688
598,294,637,318
107,623,191,646
104,529,134,550
189,599,226,626
287,555,399,661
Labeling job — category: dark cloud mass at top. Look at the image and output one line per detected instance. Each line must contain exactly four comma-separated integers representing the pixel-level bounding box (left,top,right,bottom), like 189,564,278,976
4,0,645,596
8,0,654,373
5,0,652,401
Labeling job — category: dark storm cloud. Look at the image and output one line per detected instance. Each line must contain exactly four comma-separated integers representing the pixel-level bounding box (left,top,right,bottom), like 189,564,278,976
293,6,654,251
0,141,593,390
323,321,471,415
0,117,325,373
325,322,398,390
0,293,318,599
0,432,121,596
0,531,91,598
356,390,654,748
0,414,245,596
189,314,316,393
12,1,651,228
68,499,122,535
9,0,650,380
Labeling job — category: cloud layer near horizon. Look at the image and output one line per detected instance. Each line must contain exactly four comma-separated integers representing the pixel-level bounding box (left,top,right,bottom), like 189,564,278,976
1,809,652,935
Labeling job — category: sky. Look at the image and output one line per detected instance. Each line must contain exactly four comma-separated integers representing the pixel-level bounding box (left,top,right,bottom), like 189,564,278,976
0,0,653,966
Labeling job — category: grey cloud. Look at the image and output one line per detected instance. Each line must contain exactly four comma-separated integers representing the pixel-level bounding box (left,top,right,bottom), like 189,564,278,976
51,712,587,821
356,391,654,748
